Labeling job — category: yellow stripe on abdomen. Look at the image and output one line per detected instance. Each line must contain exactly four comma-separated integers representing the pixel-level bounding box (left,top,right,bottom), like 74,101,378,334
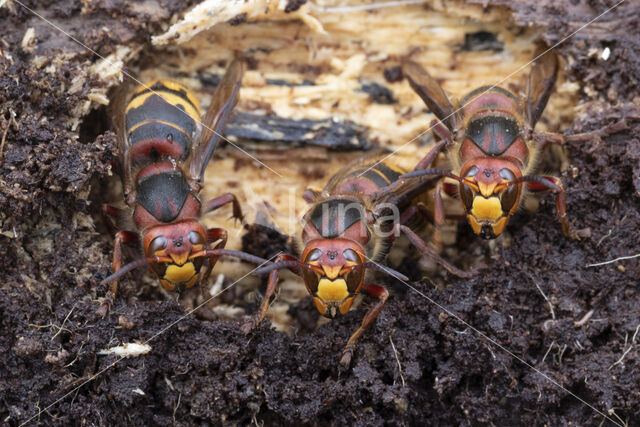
125,81,201,140
126,90,200,124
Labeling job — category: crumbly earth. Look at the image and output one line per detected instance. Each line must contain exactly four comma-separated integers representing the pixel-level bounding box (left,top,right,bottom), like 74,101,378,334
1,0,639,425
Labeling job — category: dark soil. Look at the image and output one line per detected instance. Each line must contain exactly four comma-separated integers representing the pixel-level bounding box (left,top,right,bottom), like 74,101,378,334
1,1,639,425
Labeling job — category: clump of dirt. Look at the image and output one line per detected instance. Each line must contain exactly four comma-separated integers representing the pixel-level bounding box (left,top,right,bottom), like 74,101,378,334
242,223,290,261
1,1,639,425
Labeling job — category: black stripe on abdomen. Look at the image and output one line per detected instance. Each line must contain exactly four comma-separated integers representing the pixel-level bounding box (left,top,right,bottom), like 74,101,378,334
371,163,402,185
129,82,199,114
126,94,197,138
346,163,402,190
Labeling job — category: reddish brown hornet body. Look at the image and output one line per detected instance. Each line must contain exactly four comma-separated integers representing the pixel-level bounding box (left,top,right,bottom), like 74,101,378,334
401,49,594,241
242,157,475,366
99,61,268,315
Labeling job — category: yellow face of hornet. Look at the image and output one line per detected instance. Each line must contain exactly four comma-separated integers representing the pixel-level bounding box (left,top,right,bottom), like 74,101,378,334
143,222,208,291
300,240,366,318
458,162,522,239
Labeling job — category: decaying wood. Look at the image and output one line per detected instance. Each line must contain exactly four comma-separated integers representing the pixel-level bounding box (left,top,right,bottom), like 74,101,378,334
100,0,583,330
118,0,581,251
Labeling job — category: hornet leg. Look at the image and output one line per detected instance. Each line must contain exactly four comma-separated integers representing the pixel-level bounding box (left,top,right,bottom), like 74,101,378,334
98,230,138,317
397,222,481,278
533,118,627,151
426,180,446,252
203,193,244,224
102,204,124,218
415,138,448,170
200,228,228,299
413,119,452,170
241,254,299,334
372,135,450,201
525,176,591,240
101,204,124,234
340,283,389,367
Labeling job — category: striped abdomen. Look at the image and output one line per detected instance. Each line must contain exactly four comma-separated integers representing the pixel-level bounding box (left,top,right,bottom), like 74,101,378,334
333,161,406,196
125,81,201,164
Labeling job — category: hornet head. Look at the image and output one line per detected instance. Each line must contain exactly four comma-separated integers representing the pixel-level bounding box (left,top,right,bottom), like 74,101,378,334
143,220,208,291
458,158,523,239
300,239,366,318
